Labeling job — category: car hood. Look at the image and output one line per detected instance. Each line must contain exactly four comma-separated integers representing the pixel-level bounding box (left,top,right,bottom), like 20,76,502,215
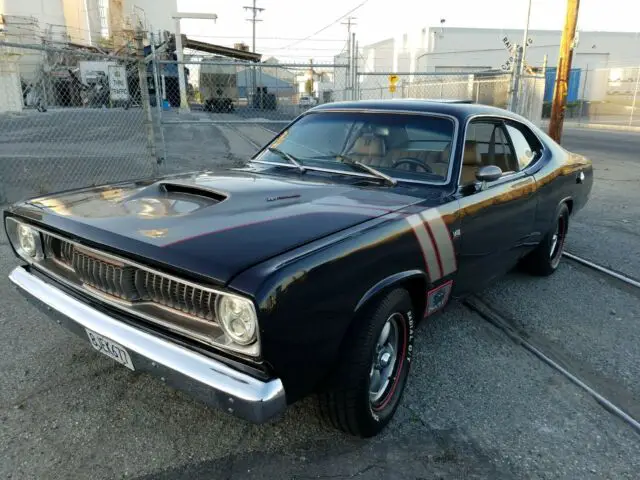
13,169,431,285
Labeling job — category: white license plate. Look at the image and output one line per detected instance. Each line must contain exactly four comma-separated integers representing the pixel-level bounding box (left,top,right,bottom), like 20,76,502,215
85,329,135,371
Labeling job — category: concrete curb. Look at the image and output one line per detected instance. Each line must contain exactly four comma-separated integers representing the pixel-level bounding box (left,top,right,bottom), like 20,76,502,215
566,123,640,133
539,121,640,133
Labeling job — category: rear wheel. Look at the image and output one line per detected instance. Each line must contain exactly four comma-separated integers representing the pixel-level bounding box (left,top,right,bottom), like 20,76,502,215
521,203,569,276
317,288,415,437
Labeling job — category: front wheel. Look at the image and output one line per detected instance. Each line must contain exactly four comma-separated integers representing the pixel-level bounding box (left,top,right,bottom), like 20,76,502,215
317,288,415,437
521,203,569,276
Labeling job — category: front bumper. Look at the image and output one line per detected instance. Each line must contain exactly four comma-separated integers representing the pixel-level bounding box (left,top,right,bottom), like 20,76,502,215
9,266,287,424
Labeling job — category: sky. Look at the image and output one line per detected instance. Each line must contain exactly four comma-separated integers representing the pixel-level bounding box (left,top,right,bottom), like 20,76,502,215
177,0,640,63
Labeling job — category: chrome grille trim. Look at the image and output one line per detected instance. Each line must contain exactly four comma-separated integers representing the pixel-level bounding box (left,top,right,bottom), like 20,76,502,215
38,232,231,323
135,270,216,320
12,223,261,359
71,248,138,300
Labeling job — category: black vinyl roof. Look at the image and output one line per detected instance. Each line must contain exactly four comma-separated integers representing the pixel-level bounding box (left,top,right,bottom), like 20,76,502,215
310,99,523,121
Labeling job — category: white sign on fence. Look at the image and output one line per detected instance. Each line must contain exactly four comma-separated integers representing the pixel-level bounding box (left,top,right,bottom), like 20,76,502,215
108,65,130,101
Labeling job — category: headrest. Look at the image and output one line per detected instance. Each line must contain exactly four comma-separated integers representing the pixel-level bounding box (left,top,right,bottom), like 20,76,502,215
351,134,386,157
463,141,480,166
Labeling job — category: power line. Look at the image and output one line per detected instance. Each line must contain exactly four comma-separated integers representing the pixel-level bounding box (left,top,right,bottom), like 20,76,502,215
278,0,371,50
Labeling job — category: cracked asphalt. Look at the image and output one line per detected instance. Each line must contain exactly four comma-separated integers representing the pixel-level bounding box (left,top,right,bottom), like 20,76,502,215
1,119,639,479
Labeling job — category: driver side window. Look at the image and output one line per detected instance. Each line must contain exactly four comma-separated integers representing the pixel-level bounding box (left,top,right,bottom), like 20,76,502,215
460,120,518,186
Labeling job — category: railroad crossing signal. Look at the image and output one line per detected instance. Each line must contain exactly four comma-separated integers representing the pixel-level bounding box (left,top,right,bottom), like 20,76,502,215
389,74,399,93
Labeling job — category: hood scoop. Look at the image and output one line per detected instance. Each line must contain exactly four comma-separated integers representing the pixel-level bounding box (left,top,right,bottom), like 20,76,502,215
158,182,227,204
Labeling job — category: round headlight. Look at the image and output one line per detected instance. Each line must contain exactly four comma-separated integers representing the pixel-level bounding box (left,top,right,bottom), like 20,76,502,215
216,296,257,346
17,224,38,258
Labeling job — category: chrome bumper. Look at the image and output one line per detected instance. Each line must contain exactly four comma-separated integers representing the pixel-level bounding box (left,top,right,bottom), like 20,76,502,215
9,266,286,424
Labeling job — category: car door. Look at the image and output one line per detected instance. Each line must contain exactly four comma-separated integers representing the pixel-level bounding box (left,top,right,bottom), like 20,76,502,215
453,117,540,294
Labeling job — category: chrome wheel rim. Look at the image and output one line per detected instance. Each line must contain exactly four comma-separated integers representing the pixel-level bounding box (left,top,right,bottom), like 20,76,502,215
549,224,560,259
550,217,566,265
369,313,401,405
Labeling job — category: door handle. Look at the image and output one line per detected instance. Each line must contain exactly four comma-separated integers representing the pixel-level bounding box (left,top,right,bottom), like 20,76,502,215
576,171,585,184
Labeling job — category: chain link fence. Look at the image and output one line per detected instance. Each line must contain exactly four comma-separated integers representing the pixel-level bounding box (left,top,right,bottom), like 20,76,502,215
0,39,157,205
2,28,638,206
152,58,349,173
357,72,511,106
538,66,640,129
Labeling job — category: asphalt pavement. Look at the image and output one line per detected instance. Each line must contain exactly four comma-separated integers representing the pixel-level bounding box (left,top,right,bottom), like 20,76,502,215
1,119,639,479
561,128,640,279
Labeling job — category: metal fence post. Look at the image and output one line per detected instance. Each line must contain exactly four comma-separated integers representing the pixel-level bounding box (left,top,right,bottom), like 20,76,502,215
149,32,166,169
630,65,639,127
135,25,159,176
508,45,523,113
579,64,588,126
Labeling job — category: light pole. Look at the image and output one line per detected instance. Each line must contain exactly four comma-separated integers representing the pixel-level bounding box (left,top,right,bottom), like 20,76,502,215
171,12,218,112
520,0,533,75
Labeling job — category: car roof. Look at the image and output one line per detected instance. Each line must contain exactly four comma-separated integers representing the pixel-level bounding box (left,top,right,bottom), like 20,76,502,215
309,99,524,122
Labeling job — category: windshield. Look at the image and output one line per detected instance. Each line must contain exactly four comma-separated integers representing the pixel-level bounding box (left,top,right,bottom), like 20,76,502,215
254,111,456,183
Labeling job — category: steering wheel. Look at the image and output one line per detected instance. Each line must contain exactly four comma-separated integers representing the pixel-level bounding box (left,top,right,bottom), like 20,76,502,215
392,158,433,173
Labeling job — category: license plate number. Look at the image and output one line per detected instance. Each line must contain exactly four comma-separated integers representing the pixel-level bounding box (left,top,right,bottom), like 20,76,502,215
85,329,135,371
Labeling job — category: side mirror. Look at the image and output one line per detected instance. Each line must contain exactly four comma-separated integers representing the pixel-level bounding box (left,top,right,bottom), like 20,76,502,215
475,165,503,183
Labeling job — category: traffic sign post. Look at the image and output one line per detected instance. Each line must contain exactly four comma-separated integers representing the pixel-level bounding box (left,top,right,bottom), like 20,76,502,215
389,74,399,94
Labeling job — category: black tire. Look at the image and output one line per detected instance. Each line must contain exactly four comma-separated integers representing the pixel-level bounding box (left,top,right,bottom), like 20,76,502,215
521,203,570,276
317,288,416,437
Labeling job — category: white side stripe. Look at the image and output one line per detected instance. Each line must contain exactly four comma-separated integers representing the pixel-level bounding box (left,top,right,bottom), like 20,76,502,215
406,214,440,281
420,209,457,277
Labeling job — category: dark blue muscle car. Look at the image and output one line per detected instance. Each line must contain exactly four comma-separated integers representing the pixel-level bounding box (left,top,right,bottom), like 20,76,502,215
5,100,593,437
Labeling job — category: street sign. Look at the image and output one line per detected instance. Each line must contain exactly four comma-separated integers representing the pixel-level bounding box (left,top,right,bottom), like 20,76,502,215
108,65,130,102
389,74,399,93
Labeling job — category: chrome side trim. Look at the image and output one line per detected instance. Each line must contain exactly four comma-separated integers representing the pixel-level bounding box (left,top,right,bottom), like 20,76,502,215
9,266,285,423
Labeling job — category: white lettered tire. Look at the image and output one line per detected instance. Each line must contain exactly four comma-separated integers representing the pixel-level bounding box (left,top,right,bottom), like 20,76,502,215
317,288,415,437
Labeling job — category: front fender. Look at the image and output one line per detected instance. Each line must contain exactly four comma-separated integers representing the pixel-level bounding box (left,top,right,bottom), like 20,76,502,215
229,214,428,403
354,270,427,313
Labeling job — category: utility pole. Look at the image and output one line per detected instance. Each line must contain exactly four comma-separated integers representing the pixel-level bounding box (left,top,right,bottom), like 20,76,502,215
341,16,356,98
244,1,264,106
351,32,357,100
243,0,265,53
520,0,533,76
548,0,580,143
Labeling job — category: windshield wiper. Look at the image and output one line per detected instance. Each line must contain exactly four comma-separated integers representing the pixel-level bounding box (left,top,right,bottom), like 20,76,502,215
336,154,397,186
266,147,306,173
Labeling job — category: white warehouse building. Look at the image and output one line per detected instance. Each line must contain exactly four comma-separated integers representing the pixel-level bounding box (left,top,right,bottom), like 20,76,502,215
355,27,640,104
362,27,640,75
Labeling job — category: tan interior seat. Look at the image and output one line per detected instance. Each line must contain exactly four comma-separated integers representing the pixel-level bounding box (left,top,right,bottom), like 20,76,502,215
348,134,389,167
461,141,481,185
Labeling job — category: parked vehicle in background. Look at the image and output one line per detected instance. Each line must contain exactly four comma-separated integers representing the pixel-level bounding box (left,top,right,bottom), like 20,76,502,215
299,95,317,108
5,100,593,438
200,63,238,113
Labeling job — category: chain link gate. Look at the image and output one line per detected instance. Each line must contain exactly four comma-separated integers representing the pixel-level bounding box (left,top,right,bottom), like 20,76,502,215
0,32,159,205
149,56,350,174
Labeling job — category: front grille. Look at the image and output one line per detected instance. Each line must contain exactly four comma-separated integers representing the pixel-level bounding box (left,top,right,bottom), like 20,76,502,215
137,270,216,320
43,235,217,321
72,249,138,301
